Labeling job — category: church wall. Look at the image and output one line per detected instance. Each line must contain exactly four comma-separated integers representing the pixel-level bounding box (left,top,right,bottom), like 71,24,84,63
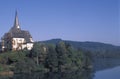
26,43,33,50
12,38,25,50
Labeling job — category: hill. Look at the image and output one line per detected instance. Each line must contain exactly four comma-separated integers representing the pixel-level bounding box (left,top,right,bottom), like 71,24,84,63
41,39,120,58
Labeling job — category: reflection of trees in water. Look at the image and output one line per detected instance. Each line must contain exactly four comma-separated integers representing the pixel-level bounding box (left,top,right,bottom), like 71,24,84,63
15,71,93,79
2,58,120,79
0,70,94,79
93,58,120,71
44,70,94,79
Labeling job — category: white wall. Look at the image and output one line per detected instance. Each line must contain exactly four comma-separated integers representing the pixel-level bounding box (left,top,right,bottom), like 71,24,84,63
26,43,33,50
12,38,25,50
12,38,33,50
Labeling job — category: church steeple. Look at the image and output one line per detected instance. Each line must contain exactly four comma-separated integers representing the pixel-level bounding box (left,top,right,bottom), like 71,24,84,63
13,10,20,29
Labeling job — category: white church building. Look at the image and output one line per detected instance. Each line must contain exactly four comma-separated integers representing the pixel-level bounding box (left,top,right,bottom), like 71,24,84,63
1,11,34,51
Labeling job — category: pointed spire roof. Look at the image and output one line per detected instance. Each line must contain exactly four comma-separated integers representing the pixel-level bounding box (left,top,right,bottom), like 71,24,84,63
13,10,20,29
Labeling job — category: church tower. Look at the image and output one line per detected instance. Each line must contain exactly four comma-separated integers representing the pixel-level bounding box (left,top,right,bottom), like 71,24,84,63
13,11,20,29
10,11,20,32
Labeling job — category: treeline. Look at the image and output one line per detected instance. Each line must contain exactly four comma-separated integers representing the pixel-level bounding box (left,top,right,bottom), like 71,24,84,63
0,41,92,73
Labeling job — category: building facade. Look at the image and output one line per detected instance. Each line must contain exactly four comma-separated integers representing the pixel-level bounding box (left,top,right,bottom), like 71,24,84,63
1,11,34,51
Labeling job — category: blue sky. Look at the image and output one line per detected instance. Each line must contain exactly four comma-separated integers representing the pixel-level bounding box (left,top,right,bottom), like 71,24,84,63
0,0,119,45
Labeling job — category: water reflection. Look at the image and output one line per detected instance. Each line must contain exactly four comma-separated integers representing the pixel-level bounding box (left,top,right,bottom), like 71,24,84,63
1,58,120,79
0,70,94,79
93,58,120,71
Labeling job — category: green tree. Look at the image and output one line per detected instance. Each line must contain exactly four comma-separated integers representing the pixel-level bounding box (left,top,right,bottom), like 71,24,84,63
55,41,71,71
14,58,36,73
45,44,58,72
30,42,47,65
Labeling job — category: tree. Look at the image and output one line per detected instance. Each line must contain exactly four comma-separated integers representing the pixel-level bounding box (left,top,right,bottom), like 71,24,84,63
45,44,58,72
14,58,36,73
30,42,47,65
55,41,71,71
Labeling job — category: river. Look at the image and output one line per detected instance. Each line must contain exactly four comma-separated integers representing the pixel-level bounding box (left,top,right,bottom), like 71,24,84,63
94,66,120,79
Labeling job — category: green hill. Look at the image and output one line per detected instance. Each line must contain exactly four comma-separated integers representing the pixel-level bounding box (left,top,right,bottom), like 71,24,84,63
41,39,120,58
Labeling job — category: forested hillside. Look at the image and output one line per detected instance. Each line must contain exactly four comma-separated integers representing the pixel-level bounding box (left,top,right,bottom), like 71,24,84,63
42,39,120,58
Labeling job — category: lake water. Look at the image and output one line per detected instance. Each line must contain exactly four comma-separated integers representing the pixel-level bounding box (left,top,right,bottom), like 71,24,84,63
94,66,120,79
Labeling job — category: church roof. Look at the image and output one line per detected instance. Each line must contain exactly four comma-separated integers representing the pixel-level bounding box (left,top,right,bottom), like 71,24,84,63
10,30,32,43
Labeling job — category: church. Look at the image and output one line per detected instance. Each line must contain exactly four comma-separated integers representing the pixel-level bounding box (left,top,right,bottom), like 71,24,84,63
1,11,34,51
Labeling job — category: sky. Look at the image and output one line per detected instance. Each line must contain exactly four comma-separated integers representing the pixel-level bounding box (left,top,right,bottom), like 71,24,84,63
0,0,119,46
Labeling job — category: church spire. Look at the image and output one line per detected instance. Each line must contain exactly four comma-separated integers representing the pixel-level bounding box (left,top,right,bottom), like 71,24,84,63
13,10,20,29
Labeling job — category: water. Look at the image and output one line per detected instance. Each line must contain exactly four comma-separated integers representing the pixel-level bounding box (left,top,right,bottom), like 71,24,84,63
94,66,120,79
0,71,93,79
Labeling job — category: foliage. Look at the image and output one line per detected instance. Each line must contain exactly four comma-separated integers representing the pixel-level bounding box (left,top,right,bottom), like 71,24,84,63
45,44,58,72
30,42,47,65
0,42,92,73
44,41,91,72
14,58,36,73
